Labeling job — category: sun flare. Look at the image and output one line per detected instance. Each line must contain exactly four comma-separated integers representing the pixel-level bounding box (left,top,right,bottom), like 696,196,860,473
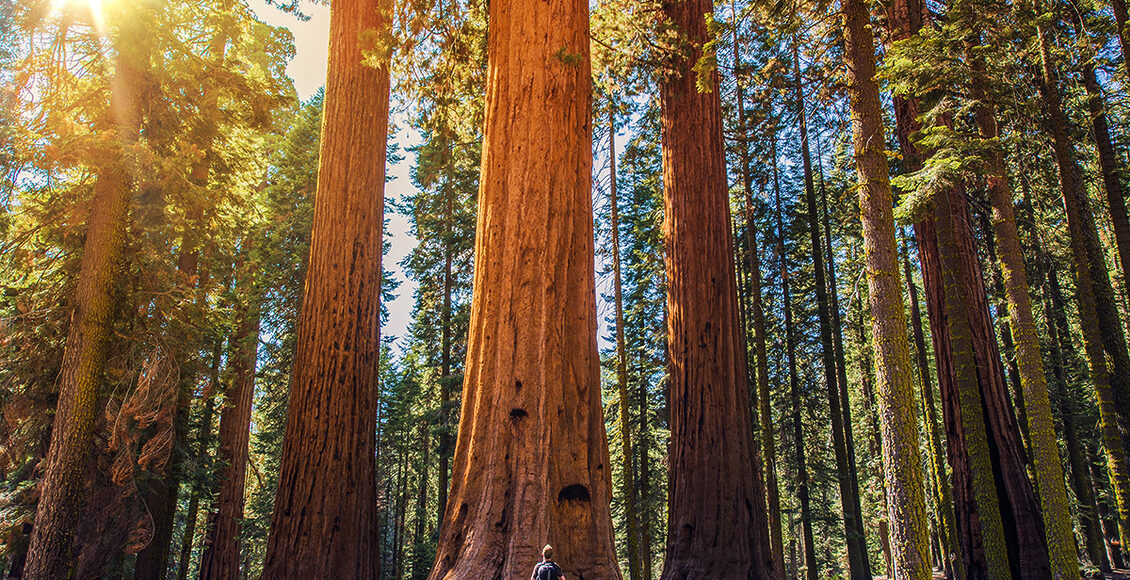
48,0,107,35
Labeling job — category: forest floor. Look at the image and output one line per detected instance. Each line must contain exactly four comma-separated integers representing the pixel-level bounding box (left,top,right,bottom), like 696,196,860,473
871,570,946,579
870,569,1130,579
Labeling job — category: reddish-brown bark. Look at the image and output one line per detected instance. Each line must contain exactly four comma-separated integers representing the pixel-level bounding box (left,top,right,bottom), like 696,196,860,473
261,0,390,576
657,0,779,576
426,0,620,575
199,253,260,580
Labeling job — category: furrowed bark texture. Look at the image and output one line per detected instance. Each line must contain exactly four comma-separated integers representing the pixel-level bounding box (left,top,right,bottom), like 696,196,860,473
261,0,389,576
22,10,146,578
932,187,1012,580
658,0,779,576
426,0,621,575
842,0,931,575
1036,17,1130,557
200,259,261,580
976,101,1078,577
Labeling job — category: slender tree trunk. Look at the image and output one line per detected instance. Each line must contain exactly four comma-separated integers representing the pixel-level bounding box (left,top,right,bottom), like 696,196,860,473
656,0,778,576
732,8,785,569
638,368,654,580
1082,63,1130,326
903,238,962,580
1111,0,1130,73
436,141,454,534
792,42,871,580
841,0,932,574
609,104,643,580
22,9,147,578
427,0,620,574
974,92,1079,577
175,337,223,580
200,250,261,580
262,0,390,575
1042,266,1109,572
1036,13,1130,559
772,145,818,580
817,145,869,579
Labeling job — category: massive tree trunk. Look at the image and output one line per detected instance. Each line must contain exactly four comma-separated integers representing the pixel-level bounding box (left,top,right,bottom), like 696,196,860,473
974,91,1078,577
261,0,390,576
608,105,642,580
771,141,818,580
426,0,620,574
656,0,779,576
841,0,931,576
792,42,870,580
199,252,261,580
731,8,785,569
1036,13,1130,559
22,7,148,578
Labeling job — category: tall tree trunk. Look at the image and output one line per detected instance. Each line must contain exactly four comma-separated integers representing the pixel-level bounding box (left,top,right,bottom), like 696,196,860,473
1042,264,1109,572
841,0,932,575
436,137,454,534
1082,62,1130,331
903,239,962,580
427,0,620,574
732,6,785,569
772,144,818,580
200,251,262,580
656,0,778,576
609,104,642,580
262,0,390,576
638,366,654,580
22,7,148,578
933,184,1014,580
792,41,871,580
175,337,224,580
817,145,869,578
974,90,1079,577
1035,12,1130,559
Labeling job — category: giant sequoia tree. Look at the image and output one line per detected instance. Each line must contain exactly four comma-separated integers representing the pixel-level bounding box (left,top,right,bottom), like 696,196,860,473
426,0,621,574
261,0,391,576
657,0,779,577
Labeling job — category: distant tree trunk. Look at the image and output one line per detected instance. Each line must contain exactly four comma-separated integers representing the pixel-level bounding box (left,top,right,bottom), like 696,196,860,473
1081,62,1130,334
261,0,390,576
175,338,223,580
1042,264,1109,572
973,88,1078,577
816,146,868,577
436,138,454,534
903,239,962,580
792,41,870,580
638,368,654,580
1035,13,1130,558
609,104,642,580
22,10,147,579
200,250,261,580
841,0,932,575
771,144,818,580
732,8,785,569
656,0,778,576
426,0,620,573
1110,0,1130,73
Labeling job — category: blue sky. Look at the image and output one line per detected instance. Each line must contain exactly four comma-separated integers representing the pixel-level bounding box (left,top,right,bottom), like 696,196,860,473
250,1,421,344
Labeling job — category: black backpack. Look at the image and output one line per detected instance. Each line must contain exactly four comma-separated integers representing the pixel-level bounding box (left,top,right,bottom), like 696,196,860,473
534,561,563,580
